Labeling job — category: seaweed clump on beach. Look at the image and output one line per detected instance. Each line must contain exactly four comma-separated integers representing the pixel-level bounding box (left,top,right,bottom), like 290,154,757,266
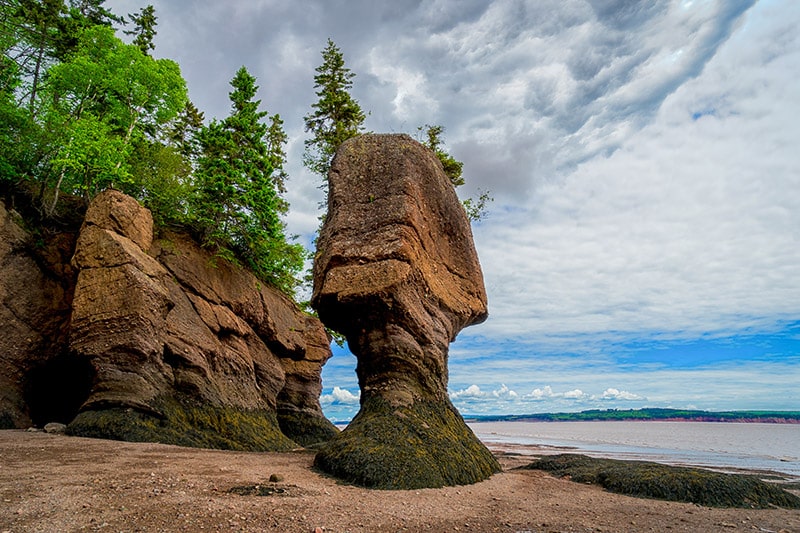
314,396,500,490
524,453,800,509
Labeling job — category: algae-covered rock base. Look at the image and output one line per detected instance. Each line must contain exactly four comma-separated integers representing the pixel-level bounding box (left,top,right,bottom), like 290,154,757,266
277,409,339,447
314,397,500,489
67,395,296,452
524,453,800,509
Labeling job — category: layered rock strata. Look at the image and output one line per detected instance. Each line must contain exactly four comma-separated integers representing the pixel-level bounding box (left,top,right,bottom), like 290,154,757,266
0,201,76,429
1,190,337,449
312,134,500,488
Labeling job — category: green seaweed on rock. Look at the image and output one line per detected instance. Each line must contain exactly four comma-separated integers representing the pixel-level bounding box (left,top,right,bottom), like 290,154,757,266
525,453,800,509
277,409,339,447
314,396,500,489
67,395,297,451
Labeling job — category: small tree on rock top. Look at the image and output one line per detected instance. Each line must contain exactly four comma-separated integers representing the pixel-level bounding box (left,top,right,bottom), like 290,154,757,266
419,124,493,222
303,38,365,184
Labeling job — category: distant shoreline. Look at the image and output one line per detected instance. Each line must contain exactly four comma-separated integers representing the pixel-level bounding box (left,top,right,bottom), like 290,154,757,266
463,408,800,424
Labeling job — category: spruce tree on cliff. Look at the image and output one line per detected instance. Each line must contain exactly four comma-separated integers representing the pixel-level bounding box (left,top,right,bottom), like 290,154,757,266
124,4,156,55
193,66,303,294
419,124,493,222
303,38,365,184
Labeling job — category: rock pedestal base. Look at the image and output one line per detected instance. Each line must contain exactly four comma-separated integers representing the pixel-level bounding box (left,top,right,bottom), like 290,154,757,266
312,134,499,488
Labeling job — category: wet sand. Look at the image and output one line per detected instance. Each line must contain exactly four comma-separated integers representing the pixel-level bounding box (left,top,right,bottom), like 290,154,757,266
1,430,798,532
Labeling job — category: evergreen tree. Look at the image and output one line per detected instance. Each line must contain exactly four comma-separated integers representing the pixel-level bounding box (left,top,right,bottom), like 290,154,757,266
0,5,29,179
9,0,66,114
303,38,365,181
419,124,493,222
193,66,303,293
266,112,288,213
124,4,156,56
56,0,121,60
67,0,118,25
421,124,464,187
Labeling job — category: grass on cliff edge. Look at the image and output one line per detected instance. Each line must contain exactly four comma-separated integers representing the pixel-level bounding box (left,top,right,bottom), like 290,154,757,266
67,396,297,452
524,453,800,509
314,396,500,490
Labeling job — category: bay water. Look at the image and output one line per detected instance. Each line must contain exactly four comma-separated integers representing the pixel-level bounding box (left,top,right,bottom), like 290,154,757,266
469,420,800,479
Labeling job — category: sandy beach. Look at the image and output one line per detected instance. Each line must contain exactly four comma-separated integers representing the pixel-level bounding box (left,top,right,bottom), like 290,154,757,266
0,430,798,532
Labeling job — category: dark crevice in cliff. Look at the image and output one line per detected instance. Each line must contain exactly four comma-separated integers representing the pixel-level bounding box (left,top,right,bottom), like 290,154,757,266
24,352,94,426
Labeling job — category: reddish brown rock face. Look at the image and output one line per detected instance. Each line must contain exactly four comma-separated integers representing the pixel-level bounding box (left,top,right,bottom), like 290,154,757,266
312,134,499,489
0,202,76,428
1,190,336,448
313,133,488,405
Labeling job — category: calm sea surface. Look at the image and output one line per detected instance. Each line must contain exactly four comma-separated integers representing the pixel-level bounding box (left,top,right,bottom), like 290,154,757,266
468,421,800,479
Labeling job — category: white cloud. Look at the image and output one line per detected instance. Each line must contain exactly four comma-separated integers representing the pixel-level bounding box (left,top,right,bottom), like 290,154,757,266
320,386,360,405
526,386,588,401
597,388,644,401
492,384,519,399
529,386,555,400
450,384,521,401
471,1,800,347
449,384,484,399
563,389,587,400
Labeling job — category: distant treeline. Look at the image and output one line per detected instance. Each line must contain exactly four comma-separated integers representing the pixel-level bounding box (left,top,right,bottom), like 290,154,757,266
467,408,800,424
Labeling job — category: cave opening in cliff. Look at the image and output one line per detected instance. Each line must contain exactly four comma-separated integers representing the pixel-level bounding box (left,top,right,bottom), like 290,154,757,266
25,352,94,426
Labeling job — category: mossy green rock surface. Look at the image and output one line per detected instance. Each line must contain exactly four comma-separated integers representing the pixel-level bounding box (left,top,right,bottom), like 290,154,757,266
278,409,339,447
68,397,296,451
314,397,500,489
526,453,800,509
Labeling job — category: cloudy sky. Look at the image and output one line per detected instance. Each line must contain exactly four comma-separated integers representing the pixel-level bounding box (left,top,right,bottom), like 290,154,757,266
107,0,800,421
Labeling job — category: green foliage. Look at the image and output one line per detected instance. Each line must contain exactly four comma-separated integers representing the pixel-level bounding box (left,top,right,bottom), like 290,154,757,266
303,38,365,180
418,124,493,222
67,395,298,451
461,189,493,222
124,137,192,227
192,66,304,294
37,24,186,212
314,396,500,489
266,112,289,211
526,454,800,509
1,5,311,300
420,124,463,187
0,35,30,179
49,112,130,194
166,100,204,161
124,4,156,55
6,0,120,114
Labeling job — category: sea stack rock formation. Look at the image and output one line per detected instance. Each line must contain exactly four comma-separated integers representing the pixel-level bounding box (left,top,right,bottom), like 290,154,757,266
0,189,337,449
312,134,500,489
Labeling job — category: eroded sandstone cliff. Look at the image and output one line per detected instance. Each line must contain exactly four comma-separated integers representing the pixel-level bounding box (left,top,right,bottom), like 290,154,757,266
0,190,337,449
